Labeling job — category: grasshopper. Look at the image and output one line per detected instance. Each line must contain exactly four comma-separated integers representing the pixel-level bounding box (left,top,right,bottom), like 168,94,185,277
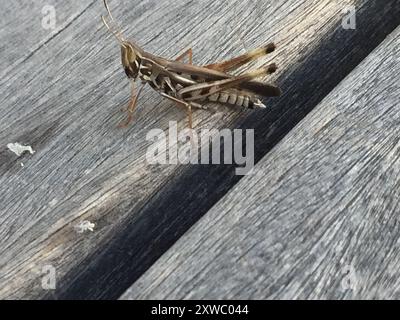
101,0,281,128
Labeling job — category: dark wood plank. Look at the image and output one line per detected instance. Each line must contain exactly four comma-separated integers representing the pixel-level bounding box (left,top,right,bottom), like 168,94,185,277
122,26,400,299
0,0,399,299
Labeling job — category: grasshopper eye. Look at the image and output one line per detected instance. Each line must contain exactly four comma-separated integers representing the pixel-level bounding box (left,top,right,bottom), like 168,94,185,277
121,44,138,79
121,43,136,64
127,46,137,63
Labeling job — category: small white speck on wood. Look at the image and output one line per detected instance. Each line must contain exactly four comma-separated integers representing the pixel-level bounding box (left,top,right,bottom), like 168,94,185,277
74,221,95,234
7,143,35,157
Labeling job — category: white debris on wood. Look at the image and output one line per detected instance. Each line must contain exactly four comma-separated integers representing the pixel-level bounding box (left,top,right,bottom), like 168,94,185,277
7,142,35,156
74,220,95,233
49,199,58,207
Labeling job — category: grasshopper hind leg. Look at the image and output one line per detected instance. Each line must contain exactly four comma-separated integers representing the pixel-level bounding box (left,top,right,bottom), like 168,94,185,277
175,48,193,64
160,92,203,129
204,43,276,72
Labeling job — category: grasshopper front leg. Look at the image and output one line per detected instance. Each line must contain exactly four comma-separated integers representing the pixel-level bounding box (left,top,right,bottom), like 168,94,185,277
119,81,146,128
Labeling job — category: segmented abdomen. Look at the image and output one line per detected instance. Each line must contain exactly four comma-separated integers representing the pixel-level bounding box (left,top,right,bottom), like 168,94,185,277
208,91,264,109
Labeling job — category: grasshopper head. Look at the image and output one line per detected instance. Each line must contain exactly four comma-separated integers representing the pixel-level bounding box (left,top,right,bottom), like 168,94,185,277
102,1,140,79
121,42,139,79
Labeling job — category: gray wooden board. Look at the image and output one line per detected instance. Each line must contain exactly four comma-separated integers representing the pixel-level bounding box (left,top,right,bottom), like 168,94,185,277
121,26,400,300
0,0,399,299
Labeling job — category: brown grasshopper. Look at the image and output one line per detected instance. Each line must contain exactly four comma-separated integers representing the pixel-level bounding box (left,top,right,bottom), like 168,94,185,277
101,0,281,129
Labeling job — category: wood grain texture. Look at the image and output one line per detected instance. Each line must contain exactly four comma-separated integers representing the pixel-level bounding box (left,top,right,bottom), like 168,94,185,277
122,26,400,300
0,0,399,299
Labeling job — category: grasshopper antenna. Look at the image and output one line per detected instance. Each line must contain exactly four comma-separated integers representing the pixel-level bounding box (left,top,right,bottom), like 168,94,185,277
101,0,126,46
103,0,116,22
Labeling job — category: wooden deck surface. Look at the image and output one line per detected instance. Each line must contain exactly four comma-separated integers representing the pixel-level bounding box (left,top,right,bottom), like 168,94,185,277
122,25,400,299
0,0,399,299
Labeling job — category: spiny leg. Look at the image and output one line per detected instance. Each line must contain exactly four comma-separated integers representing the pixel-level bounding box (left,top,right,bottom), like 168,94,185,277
175,48,193,64
172,100,197,149
186,103,193,130
119,81,146,128
160,92,194,129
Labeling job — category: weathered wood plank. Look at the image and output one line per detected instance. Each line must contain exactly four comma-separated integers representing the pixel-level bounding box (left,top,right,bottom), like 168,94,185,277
0,0,399,299
121,26,400,300
0,1,93,75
